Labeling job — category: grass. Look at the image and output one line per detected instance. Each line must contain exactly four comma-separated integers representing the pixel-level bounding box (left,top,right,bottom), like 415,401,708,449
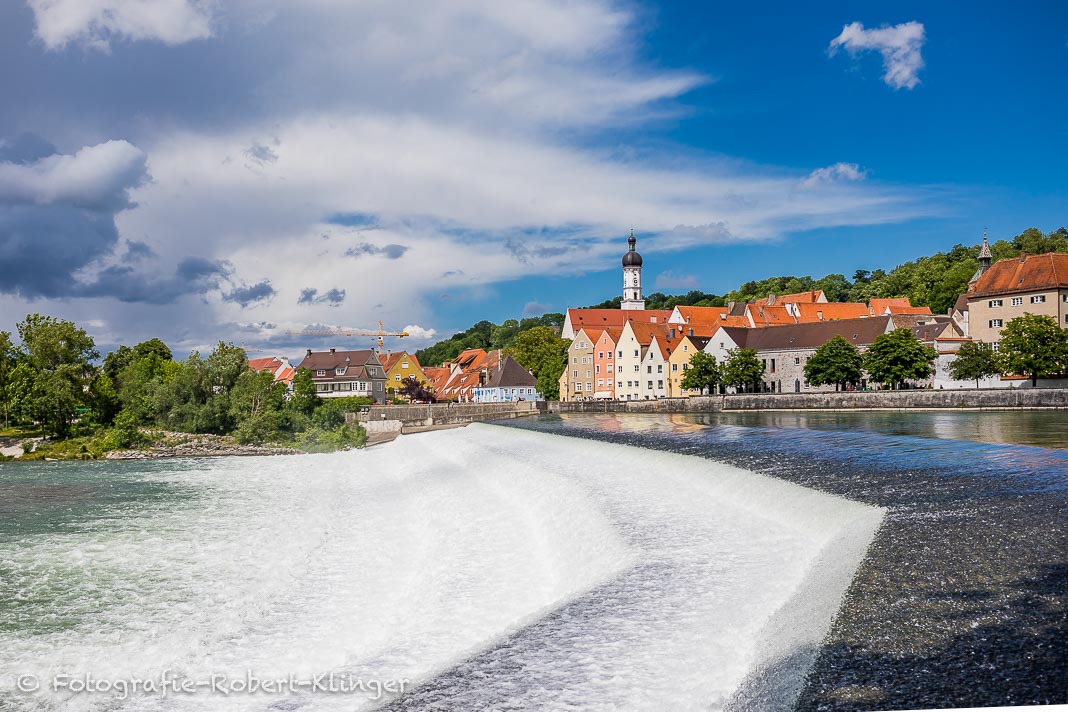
0,426,45,439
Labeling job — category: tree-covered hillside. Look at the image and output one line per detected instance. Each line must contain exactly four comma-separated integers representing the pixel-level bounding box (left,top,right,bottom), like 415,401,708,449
415,314,564,367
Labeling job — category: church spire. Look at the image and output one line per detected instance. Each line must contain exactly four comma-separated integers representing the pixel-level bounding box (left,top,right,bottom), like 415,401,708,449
978,229,992,265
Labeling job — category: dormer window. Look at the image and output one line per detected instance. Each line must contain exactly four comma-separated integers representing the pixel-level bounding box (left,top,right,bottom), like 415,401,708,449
335,367,346,376
316,369,326,377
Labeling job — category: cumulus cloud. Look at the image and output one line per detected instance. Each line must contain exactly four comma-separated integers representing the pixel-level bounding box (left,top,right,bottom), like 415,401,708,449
800,162,867,189
223,279,276,307
522,301,553,317
401,324,437,341
654,271,699,290
28,0,214,50
344,243,409,259
828,21,926,90
297,287,346,306
0,137,149,298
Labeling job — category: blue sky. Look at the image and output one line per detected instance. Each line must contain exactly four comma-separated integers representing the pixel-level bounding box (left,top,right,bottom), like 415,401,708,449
0,1,1064,355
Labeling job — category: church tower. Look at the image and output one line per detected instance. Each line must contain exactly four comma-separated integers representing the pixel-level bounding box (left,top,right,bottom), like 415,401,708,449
621,230,645,310
968,229,993,292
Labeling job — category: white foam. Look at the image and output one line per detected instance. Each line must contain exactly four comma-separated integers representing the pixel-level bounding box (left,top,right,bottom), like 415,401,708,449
0,424,884,711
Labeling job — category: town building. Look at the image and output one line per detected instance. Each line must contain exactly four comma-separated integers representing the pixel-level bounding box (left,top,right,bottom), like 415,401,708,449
379,351,429,391
297,348,387,401
967,249,1068,347
247,356,296,389
667,334,711,396
621,231,645,310
563,328,598,401
592,328,621,399
471,356,542,402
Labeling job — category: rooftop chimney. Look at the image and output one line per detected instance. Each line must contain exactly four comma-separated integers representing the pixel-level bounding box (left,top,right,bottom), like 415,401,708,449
330,348,336,354
306,349,312,357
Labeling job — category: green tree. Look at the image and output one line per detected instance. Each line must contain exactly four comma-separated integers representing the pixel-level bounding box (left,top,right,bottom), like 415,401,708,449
804,335,864,391
721,348,765,392
505,325,569,400
948,341,1000,388
863,328,937,389
679,351,720,394
230,369,287,443
133,338,173,362
288,368,319,416
88,373,122,425
14,314,99,437
103,344,135,385
995,313,1068,387
0,331,15,427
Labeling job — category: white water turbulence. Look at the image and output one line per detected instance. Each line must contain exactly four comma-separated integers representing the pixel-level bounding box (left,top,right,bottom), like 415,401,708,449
0,424,885,712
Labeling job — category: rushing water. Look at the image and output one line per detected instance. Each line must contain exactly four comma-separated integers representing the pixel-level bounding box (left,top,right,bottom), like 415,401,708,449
0,425,883,712
505,411,1068,710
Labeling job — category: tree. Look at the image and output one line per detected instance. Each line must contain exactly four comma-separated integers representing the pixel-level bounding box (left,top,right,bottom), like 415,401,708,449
14,314,99,437
288,368,319,415
398,375,436,402
995,313,1068,387
679,351,720,394
721,348,764,392
804,335,864,391
0,331,15,427
230,369,288,443
948,341,1000,388
863,328,937,389
133,338,172,363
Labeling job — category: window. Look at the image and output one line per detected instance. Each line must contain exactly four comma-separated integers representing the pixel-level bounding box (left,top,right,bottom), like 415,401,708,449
572,357,577,364
991,342,1000,352
1031,295,1046,303
683,363,689,371
597,378,604,387
395,374,401,381
657,364,663,373
617,365,622,373
598,352,603,359
657,380,663,389
672,363,678,372
401,362,408,368
573,370,578,378
1063,295,1068,303
316,369,326,377
770,359,776,373
617,381,622,388
595,365,600,374
586,382,592,391
634,365,639,372
317,384,327,392
1011,297,1023,306
683,345,689,352
794,357,800,365
627,380,632,387
634,349,639,357
576,382,583,391
618,350,623,358
647,380,653,389
989,319,1003,328
586,370,591,378
988,299,1002,308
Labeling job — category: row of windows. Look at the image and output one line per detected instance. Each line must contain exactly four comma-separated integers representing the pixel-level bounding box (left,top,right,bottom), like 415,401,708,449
317,382,369,392
989,295,1050,308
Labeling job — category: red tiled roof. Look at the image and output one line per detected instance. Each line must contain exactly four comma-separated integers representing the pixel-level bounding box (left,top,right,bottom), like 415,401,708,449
248,357,285,372
566,308,672,330
748,304,795,326
753,290,826,306
886,305,933,315
791,302,870,322
868,297,912,315
970,252,1068,297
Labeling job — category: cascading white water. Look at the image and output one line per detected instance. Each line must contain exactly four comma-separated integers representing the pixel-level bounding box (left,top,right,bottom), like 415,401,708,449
0,424,884,711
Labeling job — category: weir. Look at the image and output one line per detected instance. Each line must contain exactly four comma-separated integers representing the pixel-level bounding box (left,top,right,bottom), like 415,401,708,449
0,424,884,711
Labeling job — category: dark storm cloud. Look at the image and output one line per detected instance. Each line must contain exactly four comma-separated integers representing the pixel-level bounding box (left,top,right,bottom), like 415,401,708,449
0,134,149,299
344,242,408,259
75,257,233,304
123,240,155,261
503,236,584,265
223,280,276,307
298,287,346,306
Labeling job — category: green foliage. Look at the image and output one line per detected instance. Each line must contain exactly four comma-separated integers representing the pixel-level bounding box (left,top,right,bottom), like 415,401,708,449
289,368,319,415
88,373,121,425
0,330,15,428
679,351,720,394
948,341,1000,387
415,313,565,366
863,328,937,389
154,343,249,434
804,335,864,390
398,375,436,402
229,370,288,443
586,290,725,310
504,325,568,400
721,348,765,390
296,423,368,452
995,313,1068,387
102,409,149,449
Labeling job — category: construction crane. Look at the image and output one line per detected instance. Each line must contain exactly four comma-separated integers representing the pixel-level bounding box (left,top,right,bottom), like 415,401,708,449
286,320,410,351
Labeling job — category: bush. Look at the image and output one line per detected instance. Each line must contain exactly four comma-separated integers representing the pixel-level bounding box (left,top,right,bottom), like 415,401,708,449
104,409,148,449
296,423,367,453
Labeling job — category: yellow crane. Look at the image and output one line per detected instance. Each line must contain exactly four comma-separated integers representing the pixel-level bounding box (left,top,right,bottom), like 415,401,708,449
286,320,410,351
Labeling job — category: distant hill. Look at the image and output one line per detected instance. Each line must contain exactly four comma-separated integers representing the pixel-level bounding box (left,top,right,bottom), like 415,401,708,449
416,226,1067,366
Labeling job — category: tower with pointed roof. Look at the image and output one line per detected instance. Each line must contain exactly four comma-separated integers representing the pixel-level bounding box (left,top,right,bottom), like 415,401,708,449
621,230,645,310
969,229,994,291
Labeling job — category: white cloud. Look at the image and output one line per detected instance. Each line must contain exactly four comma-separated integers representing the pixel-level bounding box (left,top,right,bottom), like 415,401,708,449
800,162,867,190
0,140,146,208
28,0,214,50
828,21,926,90
654,271,699,290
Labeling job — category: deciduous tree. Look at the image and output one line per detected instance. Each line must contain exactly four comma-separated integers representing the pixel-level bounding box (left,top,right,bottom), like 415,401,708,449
948,341,1000,388
995,314,1068,387
804,335,864,391
679,351,720,394
863,328,936,389
721,348,764,392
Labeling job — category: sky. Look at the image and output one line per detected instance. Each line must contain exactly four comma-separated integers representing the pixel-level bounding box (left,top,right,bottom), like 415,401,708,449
0,0,1065,358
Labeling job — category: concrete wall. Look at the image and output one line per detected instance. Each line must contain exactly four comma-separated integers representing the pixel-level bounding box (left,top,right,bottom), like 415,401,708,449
546,388,1068,413
352,401,539,427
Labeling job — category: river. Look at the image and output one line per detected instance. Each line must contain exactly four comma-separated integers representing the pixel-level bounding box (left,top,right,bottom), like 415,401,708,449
0,411,1065,711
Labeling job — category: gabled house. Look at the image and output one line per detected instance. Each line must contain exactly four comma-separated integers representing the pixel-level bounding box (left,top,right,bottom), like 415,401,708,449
297,348,387,401
668,335,711,397
966,251,1068,348
380,351,428,392
247,356,296,389
561,308,672,339
471,356,541,402
592,328,621,399
564,328,598,401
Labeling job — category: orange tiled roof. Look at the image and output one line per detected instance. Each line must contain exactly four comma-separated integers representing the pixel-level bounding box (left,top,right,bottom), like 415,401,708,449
887,305,933,315
753,290,826,306
248,357,285,372
671,306,749,334
566,308,672,330
868,297,912,315
748,304,795,326
791,302,870,322
970,252,1068,297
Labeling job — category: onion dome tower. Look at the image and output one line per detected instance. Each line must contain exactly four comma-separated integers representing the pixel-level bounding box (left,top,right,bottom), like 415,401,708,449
621,230,645,311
